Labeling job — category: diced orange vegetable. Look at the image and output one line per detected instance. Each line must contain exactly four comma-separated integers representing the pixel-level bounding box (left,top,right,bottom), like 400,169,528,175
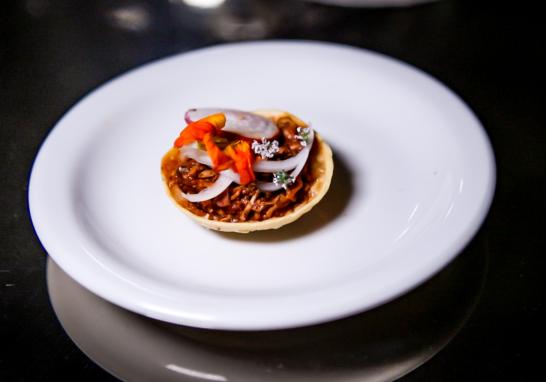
225,141,255,185
174,121,213,147
202,133,232,170
173,113,257,184
203,113,227,131
174,113,226,147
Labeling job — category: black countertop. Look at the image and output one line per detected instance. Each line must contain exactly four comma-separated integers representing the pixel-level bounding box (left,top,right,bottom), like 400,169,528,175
1,1,544,380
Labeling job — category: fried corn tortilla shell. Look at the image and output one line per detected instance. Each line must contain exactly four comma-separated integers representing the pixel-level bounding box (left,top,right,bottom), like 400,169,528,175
161,110,334,233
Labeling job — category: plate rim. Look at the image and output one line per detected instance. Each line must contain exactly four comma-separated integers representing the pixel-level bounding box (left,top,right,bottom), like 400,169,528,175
29,40,496,330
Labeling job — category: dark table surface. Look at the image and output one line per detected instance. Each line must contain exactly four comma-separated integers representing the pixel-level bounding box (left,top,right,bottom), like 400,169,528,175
1,0,544,380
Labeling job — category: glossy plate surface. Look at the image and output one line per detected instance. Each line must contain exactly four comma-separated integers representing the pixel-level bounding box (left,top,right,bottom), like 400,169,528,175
29,41,495,330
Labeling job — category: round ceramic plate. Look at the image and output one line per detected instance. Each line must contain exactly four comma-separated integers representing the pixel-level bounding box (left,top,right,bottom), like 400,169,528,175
29,41,495,330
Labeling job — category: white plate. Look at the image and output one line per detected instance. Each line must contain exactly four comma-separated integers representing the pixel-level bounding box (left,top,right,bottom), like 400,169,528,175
29,41,495,330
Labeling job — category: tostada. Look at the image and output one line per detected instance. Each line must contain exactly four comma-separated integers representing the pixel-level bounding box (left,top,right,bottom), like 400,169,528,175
161,108,333,233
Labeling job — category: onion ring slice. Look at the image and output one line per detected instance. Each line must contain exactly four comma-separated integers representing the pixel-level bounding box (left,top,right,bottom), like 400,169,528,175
180,173,232,202
185,108,279,139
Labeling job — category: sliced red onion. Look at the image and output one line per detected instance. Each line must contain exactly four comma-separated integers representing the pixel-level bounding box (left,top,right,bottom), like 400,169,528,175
185,108,279,139
184,109,193,124
179,144,213,167
256,180,282,192
219,168,240,184
181,173,232,202
253,129,314,173
184,109,192,125
256,129,314,192
288,128,314,179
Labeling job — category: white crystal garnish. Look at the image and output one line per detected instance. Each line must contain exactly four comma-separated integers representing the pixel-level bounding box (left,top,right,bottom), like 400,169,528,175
252,138,279,159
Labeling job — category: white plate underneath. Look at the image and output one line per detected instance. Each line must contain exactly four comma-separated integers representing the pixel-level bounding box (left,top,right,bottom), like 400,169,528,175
29,41,495,330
